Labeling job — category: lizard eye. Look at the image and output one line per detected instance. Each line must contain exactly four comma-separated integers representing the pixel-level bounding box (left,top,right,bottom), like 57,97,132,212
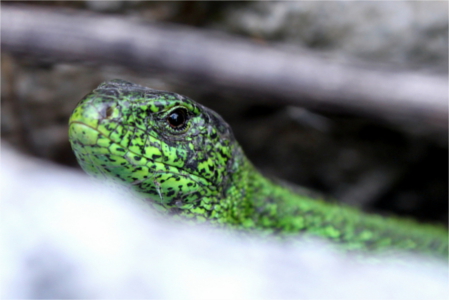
166,108,188,130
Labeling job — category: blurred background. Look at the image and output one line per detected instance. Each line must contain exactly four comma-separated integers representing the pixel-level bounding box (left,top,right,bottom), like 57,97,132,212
2,1,448,226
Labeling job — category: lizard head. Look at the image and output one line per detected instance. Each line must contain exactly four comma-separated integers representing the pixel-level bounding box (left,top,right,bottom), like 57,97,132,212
69,79,240,210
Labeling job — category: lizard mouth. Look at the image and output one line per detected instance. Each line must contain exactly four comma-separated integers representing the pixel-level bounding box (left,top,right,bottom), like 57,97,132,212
69,121,214,205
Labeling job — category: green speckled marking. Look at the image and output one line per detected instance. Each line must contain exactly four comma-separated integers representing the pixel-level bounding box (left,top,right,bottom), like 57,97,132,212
69,79,448,258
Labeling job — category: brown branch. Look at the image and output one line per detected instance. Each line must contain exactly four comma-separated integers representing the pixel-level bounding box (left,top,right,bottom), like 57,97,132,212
2,5,448,137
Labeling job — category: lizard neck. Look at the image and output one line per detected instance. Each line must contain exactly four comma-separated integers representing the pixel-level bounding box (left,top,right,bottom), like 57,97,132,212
224,150,448,257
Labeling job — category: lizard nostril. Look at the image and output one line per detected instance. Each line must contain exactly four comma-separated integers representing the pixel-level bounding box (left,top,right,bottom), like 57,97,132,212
105,106,114,118
100,104,114,119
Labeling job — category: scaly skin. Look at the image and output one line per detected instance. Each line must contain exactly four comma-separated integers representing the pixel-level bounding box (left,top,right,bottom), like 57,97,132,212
69,79,448,257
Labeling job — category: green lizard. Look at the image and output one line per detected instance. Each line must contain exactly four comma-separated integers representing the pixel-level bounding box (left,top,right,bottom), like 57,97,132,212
69,79,448,258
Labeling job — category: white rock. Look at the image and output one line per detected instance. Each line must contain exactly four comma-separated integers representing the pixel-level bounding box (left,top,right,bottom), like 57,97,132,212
1,146,447,299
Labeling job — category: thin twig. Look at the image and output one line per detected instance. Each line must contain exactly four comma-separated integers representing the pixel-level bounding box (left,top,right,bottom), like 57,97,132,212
2,5,447,138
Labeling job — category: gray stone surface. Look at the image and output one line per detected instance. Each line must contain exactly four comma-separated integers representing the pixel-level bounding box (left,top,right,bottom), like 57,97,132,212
216,1,448,73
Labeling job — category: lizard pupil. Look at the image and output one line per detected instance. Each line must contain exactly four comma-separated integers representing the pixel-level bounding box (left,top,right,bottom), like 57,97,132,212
167,108,187,129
